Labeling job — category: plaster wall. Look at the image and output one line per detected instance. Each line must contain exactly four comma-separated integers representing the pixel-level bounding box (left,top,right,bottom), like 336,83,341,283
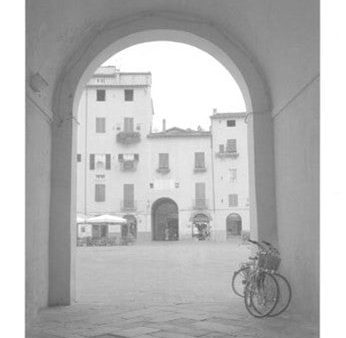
274,77,319,323
26,97,51,324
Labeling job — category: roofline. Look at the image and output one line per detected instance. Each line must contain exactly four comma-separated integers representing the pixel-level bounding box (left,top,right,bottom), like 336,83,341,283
86,84,151,88
210,112,247,119
147,132,211,139
92,72,152,77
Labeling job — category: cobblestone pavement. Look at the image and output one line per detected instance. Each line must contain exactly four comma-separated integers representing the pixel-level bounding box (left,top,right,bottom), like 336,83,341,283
27,240,318,338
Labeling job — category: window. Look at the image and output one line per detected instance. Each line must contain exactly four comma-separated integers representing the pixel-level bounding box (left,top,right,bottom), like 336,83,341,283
149,183,154,189
228,194,238,207
134,154,139,161
96,118,106,133
77,154,82,162
95,184,105,202
219,144,225,153
227,120,236,127
96,89,106,101
105,154,111,170
159,153,169,169
124,184,134,208
124,118,134,132
124,89,134,101
194,152,205,168
80,226,86,233
175,182,180,188
89,154,95,170
91,154,111,170
226,139,237,153
230,169,237,182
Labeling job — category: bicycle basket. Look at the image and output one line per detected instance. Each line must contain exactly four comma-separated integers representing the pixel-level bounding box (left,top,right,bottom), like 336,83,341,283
258,253,281,271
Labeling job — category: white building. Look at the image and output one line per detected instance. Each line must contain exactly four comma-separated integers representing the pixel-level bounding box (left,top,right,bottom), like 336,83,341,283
77,66,249,241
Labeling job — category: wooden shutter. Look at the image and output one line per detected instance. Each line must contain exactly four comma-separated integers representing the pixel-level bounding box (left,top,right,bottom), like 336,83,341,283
96,89,106,101
124,184,134,208
95,184,105,202
96,118,105,133
195,183,206,208
105,154,111,170
90,154,95,170
195,152,205,168
228,194,238,207
124,118,134,132
226,139,237,152
159,153,169,168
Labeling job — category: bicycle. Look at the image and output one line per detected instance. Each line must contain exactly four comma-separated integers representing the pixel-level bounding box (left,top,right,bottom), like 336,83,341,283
232,239,291,318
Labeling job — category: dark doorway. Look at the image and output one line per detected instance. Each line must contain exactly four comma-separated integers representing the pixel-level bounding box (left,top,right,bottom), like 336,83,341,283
226,213,242,238
152,198,179,241
122,214,137,239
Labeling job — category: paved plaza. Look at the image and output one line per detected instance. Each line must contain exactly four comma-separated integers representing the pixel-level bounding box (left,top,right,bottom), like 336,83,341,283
28,240,318,338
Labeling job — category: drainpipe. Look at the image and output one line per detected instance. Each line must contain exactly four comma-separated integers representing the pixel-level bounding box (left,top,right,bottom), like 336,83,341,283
84,89,88,220
210,118,216,235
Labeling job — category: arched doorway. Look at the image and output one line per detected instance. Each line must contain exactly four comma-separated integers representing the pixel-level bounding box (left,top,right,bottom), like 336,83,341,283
226,213,242,238
48,12,276,305
122,214,137,240
191,213,211,239
152,198,179,241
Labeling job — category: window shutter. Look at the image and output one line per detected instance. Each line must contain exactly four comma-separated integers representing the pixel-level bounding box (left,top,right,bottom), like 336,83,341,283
134,154,139,161
159,153,169,168
95,184,105,202
124,184,134,208
226,139,237,152
124,118,134,132
228,194,238,207
106,154,111,170
219,144,224,153
118,154,123,161
195,152,205,168
90,154,95,170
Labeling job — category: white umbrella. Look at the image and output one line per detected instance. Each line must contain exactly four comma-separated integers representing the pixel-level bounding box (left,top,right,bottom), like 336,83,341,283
77,215,88,224
87,214,127,224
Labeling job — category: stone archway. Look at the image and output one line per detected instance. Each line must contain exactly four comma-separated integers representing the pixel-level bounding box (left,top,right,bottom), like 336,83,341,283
226,213,242,238
49,11,276,305
152,198,179,241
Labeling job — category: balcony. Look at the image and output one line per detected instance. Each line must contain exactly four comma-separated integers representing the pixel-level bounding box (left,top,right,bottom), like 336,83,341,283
120,200,137,212
194,166,207,173
156,167,170,174
116,131,141,144
215,150,239,159
193,199,209,210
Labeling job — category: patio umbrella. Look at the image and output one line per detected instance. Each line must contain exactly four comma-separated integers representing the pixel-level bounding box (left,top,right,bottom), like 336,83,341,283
87,214,127,224
76,215,88,224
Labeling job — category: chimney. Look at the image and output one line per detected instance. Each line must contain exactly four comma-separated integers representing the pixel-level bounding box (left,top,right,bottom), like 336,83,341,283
213,108,217,115
162,119,166,132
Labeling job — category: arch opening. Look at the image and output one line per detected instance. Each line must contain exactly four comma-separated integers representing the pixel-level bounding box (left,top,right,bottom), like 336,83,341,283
49,12,277,306
151,198,179,241
226,213,242,238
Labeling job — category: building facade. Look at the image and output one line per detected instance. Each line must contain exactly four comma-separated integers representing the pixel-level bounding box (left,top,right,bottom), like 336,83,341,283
77,66,249,241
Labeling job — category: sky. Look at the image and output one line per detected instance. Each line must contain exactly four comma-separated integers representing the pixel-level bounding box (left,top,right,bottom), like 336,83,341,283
102,41,245,131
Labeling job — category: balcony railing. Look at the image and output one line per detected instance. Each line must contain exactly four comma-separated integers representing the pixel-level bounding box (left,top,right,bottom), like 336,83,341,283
156,167,170,174
193,199,209,210
215,150,239,158
194,166,207,173
120,200,137,212
116,131,141,144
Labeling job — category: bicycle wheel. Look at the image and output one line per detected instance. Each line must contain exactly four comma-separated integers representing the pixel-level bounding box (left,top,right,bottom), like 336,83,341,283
232,267,249,297
244,271,279,318
268,273,292,317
